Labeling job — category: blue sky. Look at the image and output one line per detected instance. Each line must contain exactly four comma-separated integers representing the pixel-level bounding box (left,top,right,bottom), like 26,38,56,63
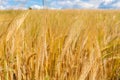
0,0,120,9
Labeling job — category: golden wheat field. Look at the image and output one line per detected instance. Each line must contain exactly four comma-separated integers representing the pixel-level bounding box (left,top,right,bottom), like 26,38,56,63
0,10,120,80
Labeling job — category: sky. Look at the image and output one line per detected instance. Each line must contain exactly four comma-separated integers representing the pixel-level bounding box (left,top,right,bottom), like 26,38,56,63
0,0,120,9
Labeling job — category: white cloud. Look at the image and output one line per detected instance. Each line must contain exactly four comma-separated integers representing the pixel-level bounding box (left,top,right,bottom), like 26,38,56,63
58,1,73,6
49,0,101,9
103,0,113,5
0,0,28,10
112,2,120,8
10,6,27,10
14,0,27,2
48,7,61,10
0,6,5,10
0,5,27,10
0,0,8,10
30,5,43,9
0,0,8,5
30,5,61,10
49,0,120,9
77,2,95,8
103,0,113,3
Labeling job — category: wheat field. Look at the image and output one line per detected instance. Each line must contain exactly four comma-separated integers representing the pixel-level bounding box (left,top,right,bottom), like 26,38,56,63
0,10,120,80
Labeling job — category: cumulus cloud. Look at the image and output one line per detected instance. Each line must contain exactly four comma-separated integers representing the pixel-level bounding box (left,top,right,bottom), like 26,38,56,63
0,0,28,10
0,0,8,9
30,5,60,10
79,3,94,8
112,2,120,8
49,0,100,9
57,1,73,6
103,0,113,4
0,6,5,10
30,5,43,9
9,6,27,10
48,0,120,9
14,0,28,2
0,0,8,5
